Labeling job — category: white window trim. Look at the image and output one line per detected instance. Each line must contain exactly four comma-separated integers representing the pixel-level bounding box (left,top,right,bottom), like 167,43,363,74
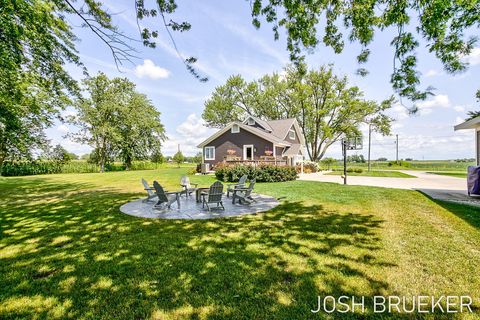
204,146,215,160
231,124,240,133
243,144,254,160
288,129,296,140
247,118,255,125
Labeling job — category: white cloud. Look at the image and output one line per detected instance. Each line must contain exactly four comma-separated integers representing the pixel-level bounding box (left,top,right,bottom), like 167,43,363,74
57,124,70,134
134,59,170,79
162,114,215,156
414,94,451,115
454,116,467,125
464,47,480,66
453,105,466,113
424,69,442,77
176,114,209,137
389,103,409,120
416,94,450,109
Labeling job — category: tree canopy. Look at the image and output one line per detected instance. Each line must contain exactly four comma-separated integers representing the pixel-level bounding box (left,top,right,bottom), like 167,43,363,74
203,65,394,161
70,73,166,171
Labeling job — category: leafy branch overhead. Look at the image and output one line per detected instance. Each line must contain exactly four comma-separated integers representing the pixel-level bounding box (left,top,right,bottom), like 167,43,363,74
249,0,479,102
135,0,208,81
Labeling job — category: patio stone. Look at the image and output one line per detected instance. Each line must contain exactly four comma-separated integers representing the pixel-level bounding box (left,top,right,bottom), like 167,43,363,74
119,193,279,219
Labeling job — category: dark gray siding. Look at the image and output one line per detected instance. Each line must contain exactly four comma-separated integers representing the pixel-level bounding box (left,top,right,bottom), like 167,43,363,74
204,128,273,166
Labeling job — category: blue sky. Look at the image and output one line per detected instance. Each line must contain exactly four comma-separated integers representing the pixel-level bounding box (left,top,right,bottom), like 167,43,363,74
46,0,480,160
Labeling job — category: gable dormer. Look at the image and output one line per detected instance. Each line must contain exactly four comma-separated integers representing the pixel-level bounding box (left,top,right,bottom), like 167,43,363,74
243,116,272,132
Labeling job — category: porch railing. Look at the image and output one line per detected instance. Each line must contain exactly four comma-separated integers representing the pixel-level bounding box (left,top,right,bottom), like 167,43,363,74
223,156,289,166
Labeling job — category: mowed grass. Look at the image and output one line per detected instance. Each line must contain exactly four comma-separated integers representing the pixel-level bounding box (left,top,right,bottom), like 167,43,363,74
326,170,416,178
330,160,474,172
1,168,480,319
427,172,468,178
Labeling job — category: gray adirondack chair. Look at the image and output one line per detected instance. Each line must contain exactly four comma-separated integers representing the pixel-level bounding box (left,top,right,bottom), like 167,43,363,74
142,178,157,202
153,181,181,210
180,176,198,198
226,175,248,197
201,181,225,211
232,179,256,204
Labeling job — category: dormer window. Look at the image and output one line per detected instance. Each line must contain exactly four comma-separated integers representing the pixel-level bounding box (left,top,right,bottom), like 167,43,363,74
231,124,240,133
288,129,296,140
247,118,255,126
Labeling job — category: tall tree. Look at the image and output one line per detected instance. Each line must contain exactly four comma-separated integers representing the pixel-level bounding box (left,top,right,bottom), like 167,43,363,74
173,150,185,168
117,93,166,170
70,73,165,172
0,1,79,168
203,65,394,161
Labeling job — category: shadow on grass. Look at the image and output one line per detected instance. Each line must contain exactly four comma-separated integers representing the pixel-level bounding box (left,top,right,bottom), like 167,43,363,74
0,176,418,319
416,191,480,230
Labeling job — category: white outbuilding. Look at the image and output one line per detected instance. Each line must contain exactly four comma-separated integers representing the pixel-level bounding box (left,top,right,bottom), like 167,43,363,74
454,116,480,165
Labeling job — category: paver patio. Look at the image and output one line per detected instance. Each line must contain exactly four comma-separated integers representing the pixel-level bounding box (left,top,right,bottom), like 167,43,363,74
120,193,280,219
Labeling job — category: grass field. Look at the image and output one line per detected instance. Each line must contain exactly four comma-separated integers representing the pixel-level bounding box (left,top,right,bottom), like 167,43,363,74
330,160,474,172
427,171,468,178
1,167,480,319
327,170,416,178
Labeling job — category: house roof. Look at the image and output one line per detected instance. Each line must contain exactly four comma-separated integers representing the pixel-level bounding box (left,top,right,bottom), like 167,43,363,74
282,144,303,156
243,115,273,132
267,118,296,140
196,122,291,148
454,116,480,130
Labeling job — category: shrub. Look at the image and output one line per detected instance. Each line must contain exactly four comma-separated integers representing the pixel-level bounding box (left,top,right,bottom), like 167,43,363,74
215,164,297,182
388,160,410,167
295,161,320,173
129,161,159,171
1,160,161,176
1,160,63,176
187,167,197,175
320,157,337,170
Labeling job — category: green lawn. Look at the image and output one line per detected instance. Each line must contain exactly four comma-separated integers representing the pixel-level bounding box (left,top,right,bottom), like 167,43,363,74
326,170,416,178
329,160,474,172
427,171,468,178
1,168,480,319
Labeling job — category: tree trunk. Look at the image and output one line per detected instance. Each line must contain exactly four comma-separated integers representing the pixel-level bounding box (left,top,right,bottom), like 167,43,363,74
125,155,132,170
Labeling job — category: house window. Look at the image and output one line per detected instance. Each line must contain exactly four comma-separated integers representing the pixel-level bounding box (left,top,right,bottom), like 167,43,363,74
204,146,215,160
231,124,240,133
288,129,296,140
247,118,255,125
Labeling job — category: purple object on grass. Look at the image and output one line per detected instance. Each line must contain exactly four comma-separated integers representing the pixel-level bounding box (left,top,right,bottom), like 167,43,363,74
467,166,480,196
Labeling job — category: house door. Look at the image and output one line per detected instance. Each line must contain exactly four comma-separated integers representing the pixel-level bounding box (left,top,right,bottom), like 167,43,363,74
243,145,254,161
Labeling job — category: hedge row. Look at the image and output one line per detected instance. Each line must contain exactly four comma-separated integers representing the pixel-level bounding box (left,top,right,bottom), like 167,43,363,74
215,164,297,183
1,160,160,176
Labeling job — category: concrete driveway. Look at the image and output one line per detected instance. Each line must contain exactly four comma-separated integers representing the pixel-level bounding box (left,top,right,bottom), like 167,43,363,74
299,170,480,206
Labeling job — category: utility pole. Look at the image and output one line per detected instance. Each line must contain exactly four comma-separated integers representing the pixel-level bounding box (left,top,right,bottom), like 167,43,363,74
368,124,372,172
395,134,399,162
